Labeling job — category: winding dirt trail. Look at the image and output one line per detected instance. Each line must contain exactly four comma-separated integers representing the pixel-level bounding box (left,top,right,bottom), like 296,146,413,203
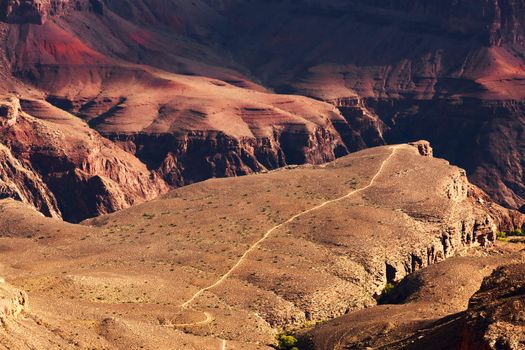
181,146,399,309
173,146,399,350
164,312,213,328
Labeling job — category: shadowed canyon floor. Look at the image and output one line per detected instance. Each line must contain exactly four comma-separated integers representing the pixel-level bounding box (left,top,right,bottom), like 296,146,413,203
0,144,522,349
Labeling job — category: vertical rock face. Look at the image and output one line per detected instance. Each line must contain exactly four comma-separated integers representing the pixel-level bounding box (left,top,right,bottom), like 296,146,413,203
0,0,64,24
110,126,349,188
0,143,61,218
0,0,48,24
354,0,525,45
0,96,168,222
325,97,387,151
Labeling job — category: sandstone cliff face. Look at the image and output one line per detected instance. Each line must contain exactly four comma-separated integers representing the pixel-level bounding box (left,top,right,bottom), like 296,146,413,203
109,126,349,188
353,0,525,45
0,97,168,222
352,143,498,292
0,96,61,218
0,143,61,218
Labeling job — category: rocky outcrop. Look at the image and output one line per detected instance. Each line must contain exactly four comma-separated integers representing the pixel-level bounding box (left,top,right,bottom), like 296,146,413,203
0,96,168,222
109,126,348,188
370,151,498,287
0,279,27,326
0,96,19,127
0,0,103,24
0,0,51,24
0,143,61,218
460,264,525,350
409,140,433,157
325,97,387,151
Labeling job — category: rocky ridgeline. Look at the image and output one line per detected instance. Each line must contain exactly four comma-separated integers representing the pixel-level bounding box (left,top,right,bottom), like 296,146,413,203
351,0,525,45
0,0,103,24
212,143,506,331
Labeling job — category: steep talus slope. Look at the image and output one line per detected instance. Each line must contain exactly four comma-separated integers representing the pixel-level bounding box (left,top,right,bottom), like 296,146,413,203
0,143,512,349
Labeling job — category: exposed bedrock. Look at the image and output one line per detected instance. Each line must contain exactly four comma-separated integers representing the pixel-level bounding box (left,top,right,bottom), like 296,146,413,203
361,97,525,212
0,279,27,326
0,96,168,222
108,127,350,188
233,144,504,329
0,143,61,219
459,264,525,350
325,97,387,151
0,0,103,24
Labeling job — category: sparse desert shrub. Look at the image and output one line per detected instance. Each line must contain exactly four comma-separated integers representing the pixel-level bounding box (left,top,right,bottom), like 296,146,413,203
382,282,395,295
276,333,299,350
376,282,397,304
508,228,525,237
496,228,525,241
496,231,508,241
496,228,525,243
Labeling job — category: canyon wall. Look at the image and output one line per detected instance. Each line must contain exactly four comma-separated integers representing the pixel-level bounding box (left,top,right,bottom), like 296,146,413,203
0,97,168,222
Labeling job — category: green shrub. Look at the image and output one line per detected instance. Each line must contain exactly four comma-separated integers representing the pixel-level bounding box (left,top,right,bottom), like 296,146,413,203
276,333,299,350
508,228,525,237
376,282,398,304
382,282,395,295
496,228,525,242
496,231,508,241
